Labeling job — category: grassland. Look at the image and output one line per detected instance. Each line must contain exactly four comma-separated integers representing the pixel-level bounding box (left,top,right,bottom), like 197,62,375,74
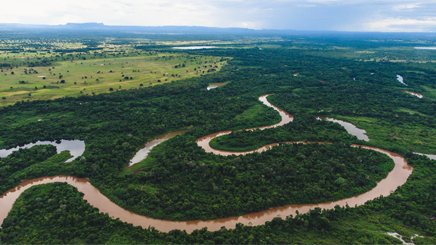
0,53,226,106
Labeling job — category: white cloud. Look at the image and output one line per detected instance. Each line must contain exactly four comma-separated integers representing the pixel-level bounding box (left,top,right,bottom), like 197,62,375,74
363,17,436,32
0,0,435,32
297,4,317,7
393,3,421,11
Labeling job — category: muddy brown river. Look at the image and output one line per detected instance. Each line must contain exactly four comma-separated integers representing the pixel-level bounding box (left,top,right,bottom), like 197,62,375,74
0,95,413,233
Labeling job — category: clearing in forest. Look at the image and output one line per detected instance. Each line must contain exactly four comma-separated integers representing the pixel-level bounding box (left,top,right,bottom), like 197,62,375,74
0,53,226,106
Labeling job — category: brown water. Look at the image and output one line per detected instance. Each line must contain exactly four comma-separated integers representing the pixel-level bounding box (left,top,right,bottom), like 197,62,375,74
0,145,412,233
196,94,294,155
0,94,413,233
128,130,186,167
404,90,423,99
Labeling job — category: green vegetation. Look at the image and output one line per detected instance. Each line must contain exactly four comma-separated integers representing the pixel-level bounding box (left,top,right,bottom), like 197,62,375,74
0,51,226,106
0,145,73,194
233,103,281,129
116,140,394,220
397,107,428,117
209,113,356,152
1,33,436,243
1,183,166,244
3,153,436,244
333,115,436,154
421,85,436,100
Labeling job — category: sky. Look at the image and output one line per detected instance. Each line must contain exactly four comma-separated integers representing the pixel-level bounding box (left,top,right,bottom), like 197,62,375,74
1,0,436,32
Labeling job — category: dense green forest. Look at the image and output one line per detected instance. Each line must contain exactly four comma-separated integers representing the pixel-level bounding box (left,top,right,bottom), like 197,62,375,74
1,34,436,243
2,151,436,244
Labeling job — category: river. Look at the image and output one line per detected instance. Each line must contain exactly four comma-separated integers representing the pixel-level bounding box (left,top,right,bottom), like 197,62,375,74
0,95,413,233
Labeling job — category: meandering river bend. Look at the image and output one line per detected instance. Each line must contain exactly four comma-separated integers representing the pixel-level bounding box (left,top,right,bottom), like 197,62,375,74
0,95,413,233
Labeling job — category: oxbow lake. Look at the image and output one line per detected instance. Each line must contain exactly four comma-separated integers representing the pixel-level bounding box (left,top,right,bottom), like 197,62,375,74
0,140,85,163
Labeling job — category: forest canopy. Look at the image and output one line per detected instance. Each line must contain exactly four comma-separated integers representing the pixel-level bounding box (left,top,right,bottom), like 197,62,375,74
1,34,436,244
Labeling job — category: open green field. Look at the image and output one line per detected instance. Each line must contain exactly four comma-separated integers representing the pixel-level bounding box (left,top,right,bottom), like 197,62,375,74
0,53,226,106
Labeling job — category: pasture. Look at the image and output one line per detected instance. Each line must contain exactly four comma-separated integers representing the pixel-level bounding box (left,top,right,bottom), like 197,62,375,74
0,53,226,106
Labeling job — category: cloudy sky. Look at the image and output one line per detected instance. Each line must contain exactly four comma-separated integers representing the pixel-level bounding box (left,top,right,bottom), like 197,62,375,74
1,0,436,32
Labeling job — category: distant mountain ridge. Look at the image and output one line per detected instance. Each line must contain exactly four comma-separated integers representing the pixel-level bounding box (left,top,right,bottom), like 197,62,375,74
0,23,435,40
0,22,259,34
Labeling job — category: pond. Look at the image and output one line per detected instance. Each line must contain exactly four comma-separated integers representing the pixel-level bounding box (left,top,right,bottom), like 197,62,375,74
397,75,407,86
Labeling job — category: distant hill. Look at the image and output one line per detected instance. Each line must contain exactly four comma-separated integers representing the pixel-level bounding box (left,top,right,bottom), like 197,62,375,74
0,23,435,41
0,22,260,34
